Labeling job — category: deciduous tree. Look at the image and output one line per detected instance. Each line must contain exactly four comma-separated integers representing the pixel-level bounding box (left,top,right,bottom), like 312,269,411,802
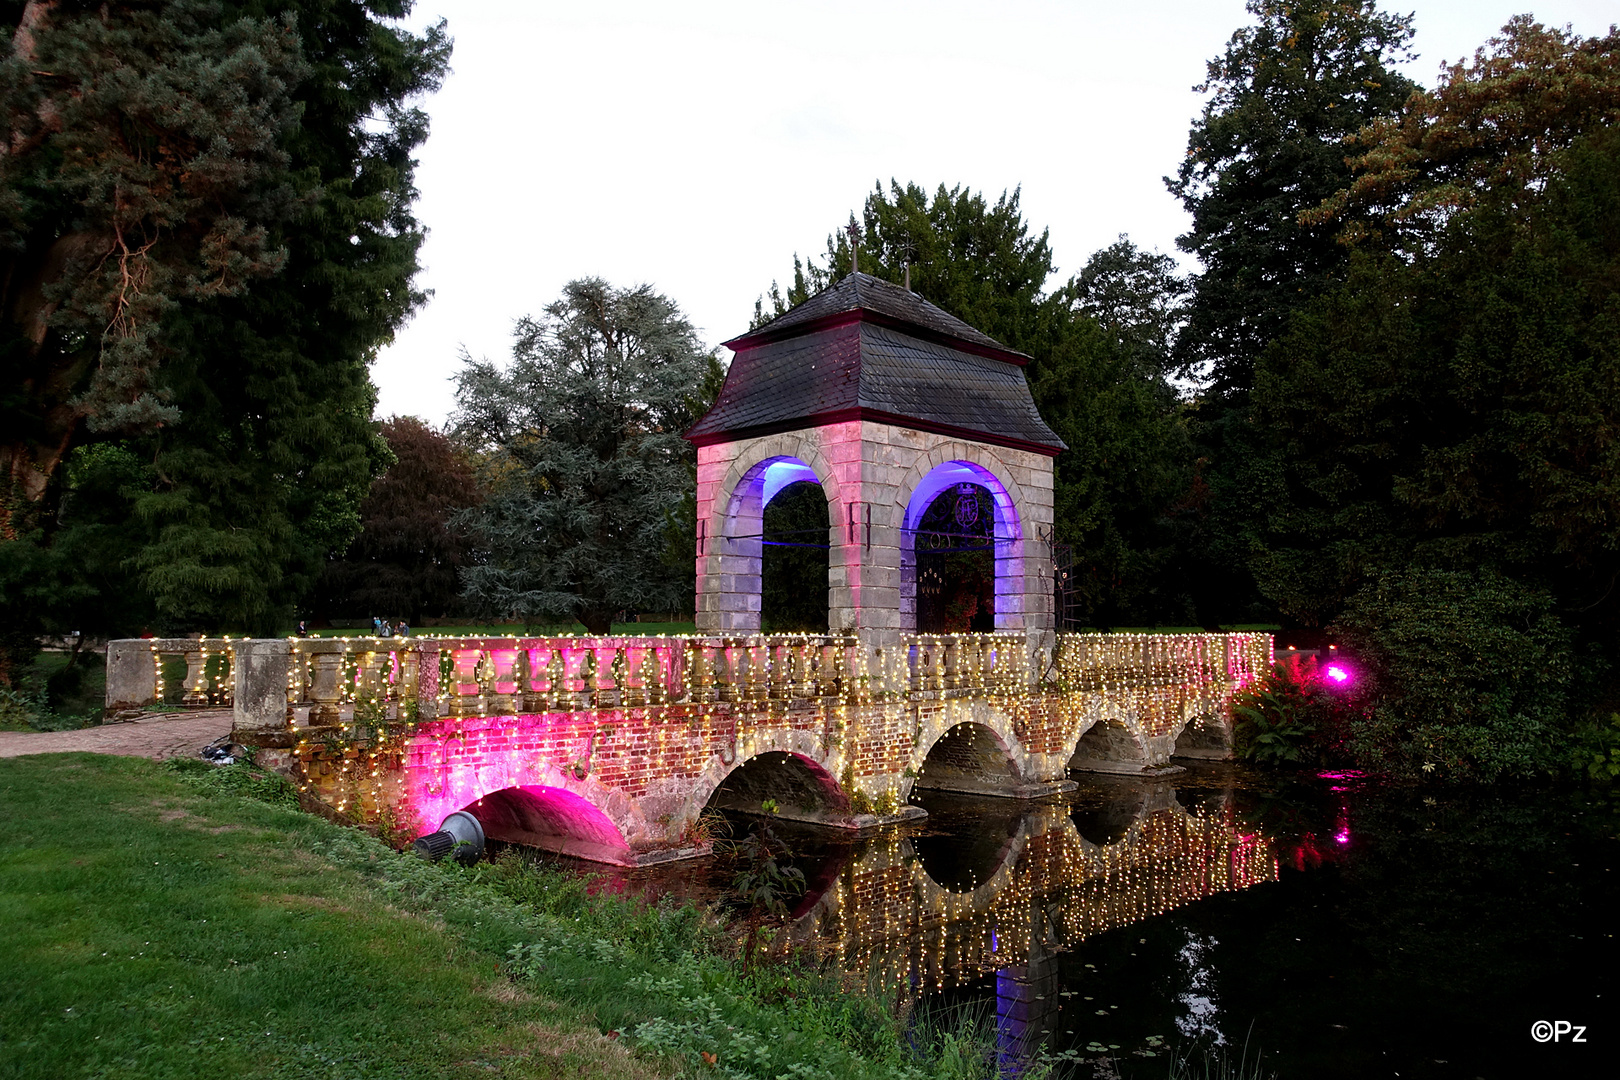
316,416,482,624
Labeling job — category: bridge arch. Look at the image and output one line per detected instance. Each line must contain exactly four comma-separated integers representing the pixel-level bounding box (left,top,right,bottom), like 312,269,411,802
408,758,652,867
683,726,850,828
1067,700,1154,774
909,701,1030,798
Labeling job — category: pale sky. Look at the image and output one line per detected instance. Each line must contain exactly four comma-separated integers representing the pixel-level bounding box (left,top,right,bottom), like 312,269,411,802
372,1,1619,425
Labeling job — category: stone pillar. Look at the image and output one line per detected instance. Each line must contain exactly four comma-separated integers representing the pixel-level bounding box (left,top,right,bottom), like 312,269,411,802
232,639,291,734
105,640,158,717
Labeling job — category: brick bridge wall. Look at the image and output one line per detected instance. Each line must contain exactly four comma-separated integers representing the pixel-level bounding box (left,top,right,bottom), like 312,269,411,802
106,631,1271,867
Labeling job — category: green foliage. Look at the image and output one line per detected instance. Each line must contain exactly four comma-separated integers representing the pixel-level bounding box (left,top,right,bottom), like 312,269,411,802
723,824,806,921
1248,26,1620,780
1232,671,1315,767
0,1,451,641
0,752,666,1080
455,279,716,635
1168,0,1418,397
1335,568,1572,782
316,416,483,623
165,755,301,810
1569,713,1620,783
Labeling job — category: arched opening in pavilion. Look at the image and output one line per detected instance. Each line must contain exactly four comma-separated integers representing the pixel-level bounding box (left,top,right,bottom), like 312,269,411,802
761,479,830,633
903,461,1022,633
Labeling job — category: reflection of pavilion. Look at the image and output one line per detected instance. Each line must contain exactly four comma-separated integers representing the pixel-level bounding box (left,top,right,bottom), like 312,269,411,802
773,785,1276,1050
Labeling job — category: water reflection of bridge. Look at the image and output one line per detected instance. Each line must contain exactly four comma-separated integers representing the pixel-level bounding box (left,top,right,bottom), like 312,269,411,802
772,785,1276,1052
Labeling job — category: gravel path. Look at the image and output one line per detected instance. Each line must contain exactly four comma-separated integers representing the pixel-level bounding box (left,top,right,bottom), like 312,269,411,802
0,710,233,760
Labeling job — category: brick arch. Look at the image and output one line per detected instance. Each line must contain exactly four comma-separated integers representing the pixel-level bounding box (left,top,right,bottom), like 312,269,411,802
891,446,1030,631
680,725,848,828
908,700,1031,793
1066,698,1154,773
403,752,652,867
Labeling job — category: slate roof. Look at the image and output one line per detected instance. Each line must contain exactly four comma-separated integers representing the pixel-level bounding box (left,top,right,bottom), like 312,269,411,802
687,274,1065,455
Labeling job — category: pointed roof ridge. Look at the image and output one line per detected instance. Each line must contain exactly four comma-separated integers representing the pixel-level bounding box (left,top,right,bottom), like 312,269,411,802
725,272,1030,363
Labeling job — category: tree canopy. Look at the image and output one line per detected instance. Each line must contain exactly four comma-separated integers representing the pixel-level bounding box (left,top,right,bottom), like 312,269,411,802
453,279,716,635
1168,0,1419,398
315,416,483,625
1251,21,1620,779
0,0,449,669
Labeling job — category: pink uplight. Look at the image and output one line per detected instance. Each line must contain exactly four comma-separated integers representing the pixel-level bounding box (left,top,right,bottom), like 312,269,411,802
1326,664,1350,684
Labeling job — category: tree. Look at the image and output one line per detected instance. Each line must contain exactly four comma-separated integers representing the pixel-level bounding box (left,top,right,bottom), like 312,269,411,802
1162,0,1420,626
315,416,482,624
0,1,450,645
754,181,1056,355
453,279,716,635
0,0,309,524
762,185,1196,625
1168,0,1419,397
1250,21,1620,779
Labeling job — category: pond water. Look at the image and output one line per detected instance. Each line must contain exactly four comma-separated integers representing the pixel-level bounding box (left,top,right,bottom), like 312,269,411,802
574,764,1619,1079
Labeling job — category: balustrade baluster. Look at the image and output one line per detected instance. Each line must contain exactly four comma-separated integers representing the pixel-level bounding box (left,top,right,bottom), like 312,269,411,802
744,640,769,702
310,651,344,725
815,642,838,697
688,641,715,703
449,648,481,715
638,649,662,706
400,648,420,716
602,645,624,708
180,648,209,706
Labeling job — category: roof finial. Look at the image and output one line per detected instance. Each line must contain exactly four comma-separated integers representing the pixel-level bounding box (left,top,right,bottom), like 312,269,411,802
846,219,860,278
903,261,911,292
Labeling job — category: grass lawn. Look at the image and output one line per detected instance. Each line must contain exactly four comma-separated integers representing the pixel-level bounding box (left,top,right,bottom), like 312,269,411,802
0,754,1012,1080
0,753,661,1080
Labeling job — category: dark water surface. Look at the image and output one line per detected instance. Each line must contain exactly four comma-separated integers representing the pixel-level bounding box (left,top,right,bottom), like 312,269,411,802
583,764,1620,1079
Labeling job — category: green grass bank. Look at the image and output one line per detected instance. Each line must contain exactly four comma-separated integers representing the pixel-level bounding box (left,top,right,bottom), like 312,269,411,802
0,754,1016,1080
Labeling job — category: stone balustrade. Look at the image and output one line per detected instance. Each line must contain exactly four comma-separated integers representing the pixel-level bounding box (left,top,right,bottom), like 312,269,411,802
106,631,1272,728
105,637,237,716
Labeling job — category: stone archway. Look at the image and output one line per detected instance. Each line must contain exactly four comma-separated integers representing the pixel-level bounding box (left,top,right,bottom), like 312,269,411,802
696,435,845,635
892,449,1036,633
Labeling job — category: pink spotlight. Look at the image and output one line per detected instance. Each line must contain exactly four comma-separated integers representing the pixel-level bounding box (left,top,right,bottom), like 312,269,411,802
1326,664,1350,684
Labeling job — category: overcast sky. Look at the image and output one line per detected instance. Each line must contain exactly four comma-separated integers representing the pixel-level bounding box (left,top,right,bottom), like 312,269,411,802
372,1,1619,425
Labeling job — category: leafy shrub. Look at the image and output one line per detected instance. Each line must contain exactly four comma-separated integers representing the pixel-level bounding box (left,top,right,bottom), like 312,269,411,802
165,757,300,810
1570,713,1620,782
1334,567,1571,782
1232,668,1316,767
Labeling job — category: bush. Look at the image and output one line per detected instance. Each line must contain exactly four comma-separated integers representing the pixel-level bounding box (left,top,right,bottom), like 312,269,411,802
1334,567,1571,782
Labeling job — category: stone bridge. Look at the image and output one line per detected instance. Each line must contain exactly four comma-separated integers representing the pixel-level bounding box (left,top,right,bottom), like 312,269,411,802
107,630,1270,866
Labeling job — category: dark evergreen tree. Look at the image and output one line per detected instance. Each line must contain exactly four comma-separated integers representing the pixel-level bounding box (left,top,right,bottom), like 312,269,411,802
1164,0,1419,626
1168,0,1418,397
0,1,450,652
1251,21,1620,779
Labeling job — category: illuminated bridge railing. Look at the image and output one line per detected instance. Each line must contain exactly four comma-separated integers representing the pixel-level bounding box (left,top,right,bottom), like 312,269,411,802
249,630,1269,726
107,631,1271,725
